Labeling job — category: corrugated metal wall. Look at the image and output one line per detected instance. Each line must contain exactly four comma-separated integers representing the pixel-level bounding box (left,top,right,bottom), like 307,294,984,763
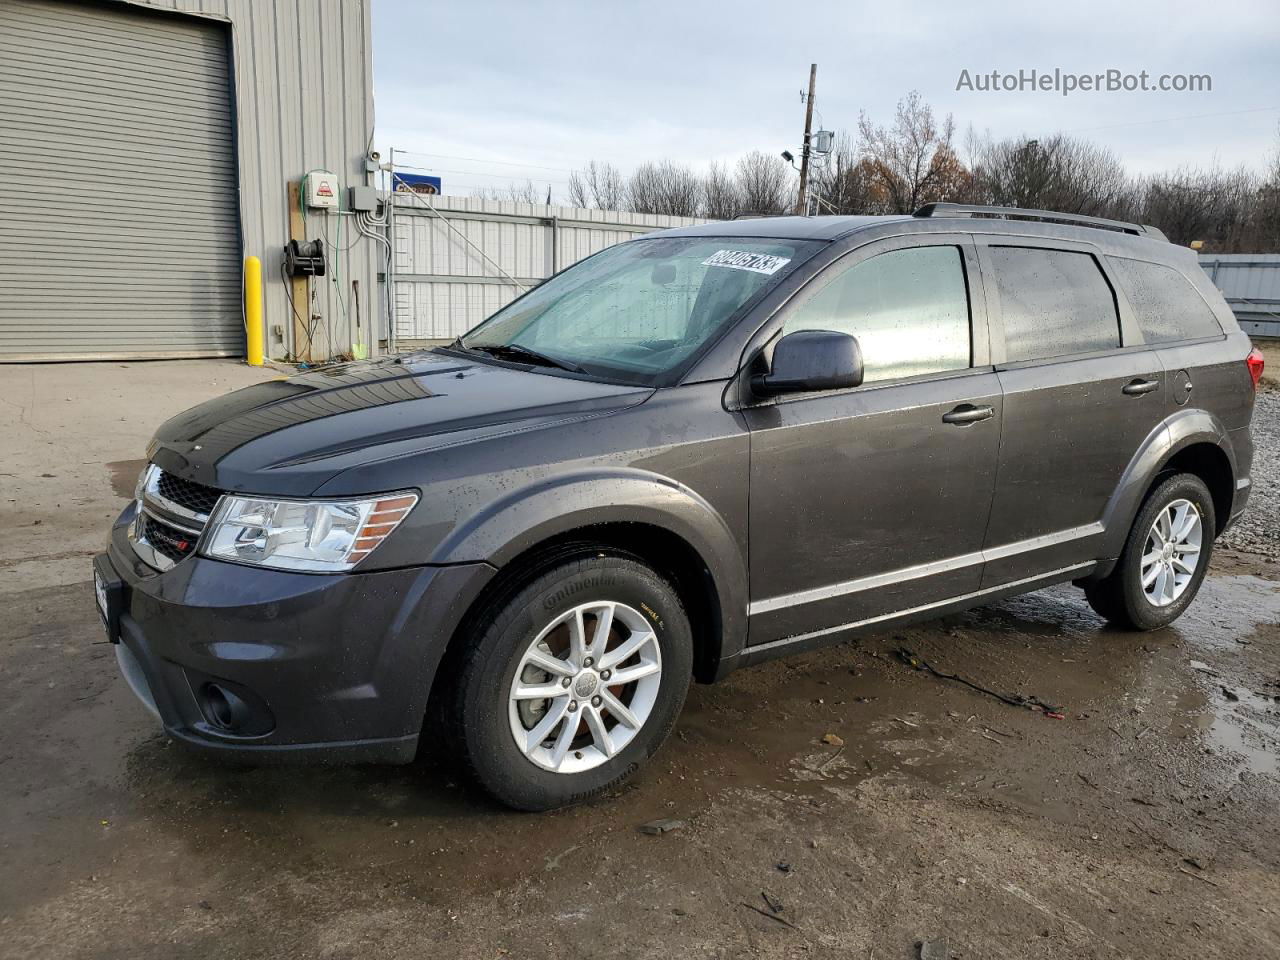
1201,254,1280,339
0,0,242,359
391,195,709,342
126,0,379,361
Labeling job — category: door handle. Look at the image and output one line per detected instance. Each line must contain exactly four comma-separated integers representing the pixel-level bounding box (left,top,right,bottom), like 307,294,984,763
941,404,994,425
1122,378,1160,396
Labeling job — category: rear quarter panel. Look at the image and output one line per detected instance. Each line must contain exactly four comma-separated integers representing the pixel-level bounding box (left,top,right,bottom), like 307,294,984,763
1155,332,1257,433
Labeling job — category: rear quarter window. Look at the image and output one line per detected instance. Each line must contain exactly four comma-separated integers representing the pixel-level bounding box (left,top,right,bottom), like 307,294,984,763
1106,256,1224,343
989,246,1121,363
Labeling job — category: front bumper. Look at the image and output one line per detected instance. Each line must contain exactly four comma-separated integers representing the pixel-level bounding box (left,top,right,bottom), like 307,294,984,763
98,503,495,763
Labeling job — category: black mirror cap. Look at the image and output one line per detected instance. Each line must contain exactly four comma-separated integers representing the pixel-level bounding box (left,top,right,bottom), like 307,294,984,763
752,329,864,396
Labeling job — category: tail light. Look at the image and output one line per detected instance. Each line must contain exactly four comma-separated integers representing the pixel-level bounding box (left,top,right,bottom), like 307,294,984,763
1246,347,1265,390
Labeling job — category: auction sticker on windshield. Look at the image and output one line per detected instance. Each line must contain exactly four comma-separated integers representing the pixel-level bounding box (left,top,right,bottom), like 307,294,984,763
702,250,791,275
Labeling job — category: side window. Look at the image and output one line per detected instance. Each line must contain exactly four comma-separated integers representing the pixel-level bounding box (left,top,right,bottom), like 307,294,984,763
1106,256,1224,343
989,247,1120,363
783,246,972,383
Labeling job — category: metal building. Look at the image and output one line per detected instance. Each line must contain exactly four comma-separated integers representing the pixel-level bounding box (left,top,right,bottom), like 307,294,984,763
0,0,377,362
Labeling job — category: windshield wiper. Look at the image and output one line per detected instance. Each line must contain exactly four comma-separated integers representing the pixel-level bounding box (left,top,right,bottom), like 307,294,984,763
465,342,588,374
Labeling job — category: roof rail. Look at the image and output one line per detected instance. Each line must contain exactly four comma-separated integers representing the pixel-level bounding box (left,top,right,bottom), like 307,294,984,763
913,202,1168,241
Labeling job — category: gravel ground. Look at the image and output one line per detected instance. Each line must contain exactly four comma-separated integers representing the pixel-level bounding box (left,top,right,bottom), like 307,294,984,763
1221,384,1280,558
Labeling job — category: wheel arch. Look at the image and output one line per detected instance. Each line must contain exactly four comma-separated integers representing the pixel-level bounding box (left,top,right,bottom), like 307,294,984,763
1161,442,1234,536
1099,408,1237,561
425,470,747,703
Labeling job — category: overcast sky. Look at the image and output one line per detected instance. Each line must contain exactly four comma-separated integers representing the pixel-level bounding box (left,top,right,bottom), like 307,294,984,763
372,0,1280,200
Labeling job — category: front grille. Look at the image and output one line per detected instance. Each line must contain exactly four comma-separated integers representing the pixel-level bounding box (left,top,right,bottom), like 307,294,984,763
142,514,200,564
155,470,222,517
129,464,222,571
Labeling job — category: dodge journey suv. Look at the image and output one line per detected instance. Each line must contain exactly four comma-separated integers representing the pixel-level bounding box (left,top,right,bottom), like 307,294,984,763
94,203,1264,810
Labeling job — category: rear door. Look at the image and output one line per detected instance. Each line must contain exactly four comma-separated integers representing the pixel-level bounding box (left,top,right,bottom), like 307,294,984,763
744,235,1002,644
977,237,1165,585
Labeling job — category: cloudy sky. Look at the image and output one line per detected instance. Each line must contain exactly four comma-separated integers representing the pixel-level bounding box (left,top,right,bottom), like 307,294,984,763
372,0,1279,200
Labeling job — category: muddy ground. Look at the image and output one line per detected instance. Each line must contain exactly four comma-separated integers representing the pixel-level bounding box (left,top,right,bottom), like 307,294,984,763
2,362,1279,960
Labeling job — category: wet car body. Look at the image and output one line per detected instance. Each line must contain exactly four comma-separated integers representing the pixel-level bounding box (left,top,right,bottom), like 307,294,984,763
95,207,1259,769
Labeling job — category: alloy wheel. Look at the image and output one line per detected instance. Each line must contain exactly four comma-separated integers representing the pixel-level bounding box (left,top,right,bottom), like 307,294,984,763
1140,498,1202,608
508,601,662,773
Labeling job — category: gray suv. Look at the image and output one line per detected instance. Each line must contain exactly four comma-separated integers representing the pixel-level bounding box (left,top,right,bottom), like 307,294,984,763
94,203,1265,810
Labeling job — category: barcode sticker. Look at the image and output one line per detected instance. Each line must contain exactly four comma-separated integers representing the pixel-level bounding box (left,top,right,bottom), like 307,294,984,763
701,250,791,275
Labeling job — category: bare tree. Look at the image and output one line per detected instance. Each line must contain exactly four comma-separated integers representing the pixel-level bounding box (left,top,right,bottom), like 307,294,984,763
471,179,549,204
483,100,1280,250
857,91,958,213
805,133,874,214
702,161,741,220
1136,165,1259,249
1251,124,1280,250
970,133,1130,217
566,172,589,208
567,160,626,210
734,151,792,216
628,160,702,216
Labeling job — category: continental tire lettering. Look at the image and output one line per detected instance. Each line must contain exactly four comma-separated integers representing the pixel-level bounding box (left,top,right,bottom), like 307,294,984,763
640,602,665,629
542,575,619,610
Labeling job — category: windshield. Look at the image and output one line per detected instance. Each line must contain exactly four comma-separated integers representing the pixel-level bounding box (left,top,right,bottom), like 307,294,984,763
455,236,822,385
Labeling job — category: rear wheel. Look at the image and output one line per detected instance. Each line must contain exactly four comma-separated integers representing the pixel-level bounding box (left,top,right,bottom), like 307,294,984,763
448,555,692,810
1084,472,1215,630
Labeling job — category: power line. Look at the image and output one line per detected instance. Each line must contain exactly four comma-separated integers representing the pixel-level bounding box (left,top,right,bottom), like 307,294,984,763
393,161,572,185
1061,105,1280,135
391,150,576,173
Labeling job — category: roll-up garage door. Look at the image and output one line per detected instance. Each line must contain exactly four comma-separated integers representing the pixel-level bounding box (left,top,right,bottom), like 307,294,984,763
0,0,242,360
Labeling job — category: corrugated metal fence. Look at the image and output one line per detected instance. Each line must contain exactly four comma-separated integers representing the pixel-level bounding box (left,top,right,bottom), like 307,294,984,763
389,194,708,343
1200,254,1280,339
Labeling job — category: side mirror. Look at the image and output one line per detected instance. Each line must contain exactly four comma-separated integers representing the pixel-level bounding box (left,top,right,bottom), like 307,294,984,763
751,329,864,396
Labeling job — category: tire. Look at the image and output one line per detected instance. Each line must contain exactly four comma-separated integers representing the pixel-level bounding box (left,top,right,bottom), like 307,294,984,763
447,554,692,811
1084,472,1216,630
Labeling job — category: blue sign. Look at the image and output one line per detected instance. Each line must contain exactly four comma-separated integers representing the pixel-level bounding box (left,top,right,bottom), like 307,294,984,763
393,172,442,195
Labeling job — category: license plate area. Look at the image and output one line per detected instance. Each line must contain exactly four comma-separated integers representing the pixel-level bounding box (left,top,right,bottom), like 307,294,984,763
92,554,125,643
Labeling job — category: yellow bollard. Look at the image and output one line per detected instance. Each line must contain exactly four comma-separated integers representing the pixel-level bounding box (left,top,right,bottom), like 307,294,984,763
244,255,265,366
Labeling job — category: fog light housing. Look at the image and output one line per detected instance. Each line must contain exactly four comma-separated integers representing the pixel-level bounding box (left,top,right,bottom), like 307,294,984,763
195,681,274,736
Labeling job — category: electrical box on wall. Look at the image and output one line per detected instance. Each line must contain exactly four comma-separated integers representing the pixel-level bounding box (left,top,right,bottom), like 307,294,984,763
348,185,378,212
306,172,339,209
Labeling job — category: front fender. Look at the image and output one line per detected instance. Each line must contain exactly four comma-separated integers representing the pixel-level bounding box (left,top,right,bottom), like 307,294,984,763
429,468,749,668
1098,407,1236,561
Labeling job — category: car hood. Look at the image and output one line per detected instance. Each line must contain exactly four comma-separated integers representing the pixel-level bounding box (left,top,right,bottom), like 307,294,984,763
150,351,652,497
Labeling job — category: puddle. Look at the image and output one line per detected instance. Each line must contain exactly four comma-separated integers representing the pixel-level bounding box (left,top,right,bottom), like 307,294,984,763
106,458,147,499
1175,574,1280,651
1197,685,1280,776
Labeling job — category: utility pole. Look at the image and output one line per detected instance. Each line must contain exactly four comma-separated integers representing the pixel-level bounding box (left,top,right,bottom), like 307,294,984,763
795,63,817,216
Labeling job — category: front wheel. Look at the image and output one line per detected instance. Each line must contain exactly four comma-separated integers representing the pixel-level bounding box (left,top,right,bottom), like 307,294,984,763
1084,472,1215,630
448,555,692,811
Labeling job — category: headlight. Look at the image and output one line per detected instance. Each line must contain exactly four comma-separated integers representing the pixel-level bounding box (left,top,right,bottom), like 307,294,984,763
201,492,417,572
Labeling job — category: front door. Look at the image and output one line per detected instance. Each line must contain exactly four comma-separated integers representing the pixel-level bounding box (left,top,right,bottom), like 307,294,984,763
744,236,1002,645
